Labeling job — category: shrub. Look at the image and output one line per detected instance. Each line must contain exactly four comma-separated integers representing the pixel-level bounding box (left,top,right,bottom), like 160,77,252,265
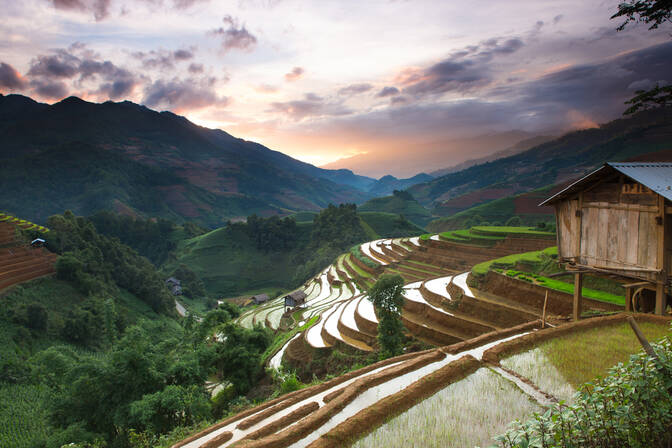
493,334,672,448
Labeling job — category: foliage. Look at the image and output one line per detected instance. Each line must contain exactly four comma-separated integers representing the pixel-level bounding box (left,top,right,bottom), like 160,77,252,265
358,192,433,228
171,264,206,298
612,0,672,31
350,244,379,269
612,0,672,114
493,333,672,448
359,212,425,237
368,274,405,359
47,211,174,313
235,214,300,252
500,270,625,305
88,210,177,265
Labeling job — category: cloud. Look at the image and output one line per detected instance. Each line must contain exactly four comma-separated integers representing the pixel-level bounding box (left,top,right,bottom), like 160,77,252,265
0,62,28,90
48,0,111,21
395,36,526,98
29,79,69,99
46,0,208,21
27,52,79,79
142,76,227,111
22,45,141,100
188,63,204,74
269,93,351,120
209,15,257,53
132,48,196,70
284,66,304,82
376,86,399,97
255,83,279,93
337,83,373,96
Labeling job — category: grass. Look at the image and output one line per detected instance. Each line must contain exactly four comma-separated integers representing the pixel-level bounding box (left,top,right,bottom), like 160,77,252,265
261,315,319,366
471,225,555,238
352,367,540,448
350,245,379,269
501,348,576,403
358,212,425,238
0,212,49,233
500,269,625,305
471,246,557,276
358,195,433,228
508,321,670,390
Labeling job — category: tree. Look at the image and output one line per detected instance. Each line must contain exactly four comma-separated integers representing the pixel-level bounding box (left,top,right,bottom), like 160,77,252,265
505,216,522,227
612,0,672,114
26,303,48,331
368,274,405,359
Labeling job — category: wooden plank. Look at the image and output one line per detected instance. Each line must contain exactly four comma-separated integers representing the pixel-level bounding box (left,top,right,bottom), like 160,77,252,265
607,208,619,268
626,211,640,265
617,208,628,264
638,211,650,268
596,207,609,262
583,203,657,212
625,286,632,312
575,194,583,259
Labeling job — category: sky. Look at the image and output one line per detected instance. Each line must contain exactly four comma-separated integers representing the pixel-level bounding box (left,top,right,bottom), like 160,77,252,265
1,0,671,178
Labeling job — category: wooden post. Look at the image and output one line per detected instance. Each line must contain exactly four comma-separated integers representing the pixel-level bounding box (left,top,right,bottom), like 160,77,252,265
542,291,548,328
573,272,583,321
655,280,666,315
627,316,659,360
625,286,632,312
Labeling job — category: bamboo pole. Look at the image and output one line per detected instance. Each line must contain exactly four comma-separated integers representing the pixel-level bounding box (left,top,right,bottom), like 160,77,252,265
542,291,548,329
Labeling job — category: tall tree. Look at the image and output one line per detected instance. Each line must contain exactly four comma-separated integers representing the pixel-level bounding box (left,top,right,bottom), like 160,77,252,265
368,274,405,359
612,0,672,114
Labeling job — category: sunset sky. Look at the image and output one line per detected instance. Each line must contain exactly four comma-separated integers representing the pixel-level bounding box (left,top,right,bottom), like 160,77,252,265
1,0,671,177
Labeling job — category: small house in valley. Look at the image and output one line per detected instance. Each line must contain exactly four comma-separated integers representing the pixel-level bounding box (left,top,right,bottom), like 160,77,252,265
541,162,672,318
284,290,307,311
251,293,270,305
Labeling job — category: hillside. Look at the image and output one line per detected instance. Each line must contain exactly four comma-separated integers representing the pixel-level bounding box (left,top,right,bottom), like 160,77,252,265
0,94,374,227
365,173,434,197
426,185,561,231
358,191,433,228
408,108,672,215
166,207,422,297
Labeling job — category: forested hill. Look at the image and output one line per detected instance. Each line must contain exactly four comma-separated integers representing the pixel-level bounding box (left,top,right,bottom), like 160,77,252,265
0,94,373,227
408,107,672,216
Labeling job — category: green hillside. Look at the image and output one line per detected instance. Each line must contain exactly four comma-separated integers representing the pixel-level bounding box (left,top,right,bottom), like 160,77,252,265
426,185,558,232
358,191,434,228
166,206,423,297
409,108,672,216
0,94,371,227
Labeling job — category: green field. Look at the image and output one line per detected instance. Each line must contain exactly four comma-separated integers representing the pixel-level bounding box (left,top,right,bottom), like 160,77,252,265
358,195,434,228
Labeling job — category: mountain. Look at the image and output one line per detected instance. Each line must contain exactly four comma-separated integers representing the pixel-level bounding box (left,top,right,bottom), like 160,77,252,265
0,94,373,227
366,173,434,197
429,135,554,178
320,130,536,178
358,190,434,228
409,107,672,217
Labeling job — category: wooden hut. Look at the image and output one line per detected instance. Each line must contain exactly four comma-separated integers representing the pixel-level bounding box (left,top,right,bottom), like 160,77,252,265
541,162,672,318
284,290,307,312
251,293,270,305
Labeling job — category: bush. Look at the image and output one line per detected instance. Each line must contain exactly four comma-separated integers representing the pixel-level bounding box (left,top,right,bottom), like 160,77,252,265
494,334,672,448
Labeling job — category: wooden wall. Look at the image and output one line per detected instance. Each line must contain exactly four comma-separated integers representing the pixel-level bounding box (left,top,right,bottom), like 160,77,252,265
555,178,668,282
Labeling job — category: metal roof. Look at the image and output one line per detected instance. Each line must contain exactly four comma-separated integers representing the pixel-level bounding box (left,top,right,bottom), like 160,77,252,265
540,162,672,206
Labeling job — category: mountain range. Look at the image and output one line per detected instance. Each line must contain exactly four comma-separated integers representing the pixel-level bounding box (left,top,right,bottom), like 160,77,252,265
0,94,431,226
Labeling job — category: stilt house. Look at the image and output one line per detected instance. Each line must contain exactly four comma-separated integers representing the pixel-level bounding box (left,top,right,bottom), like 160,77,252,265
541,162,672,317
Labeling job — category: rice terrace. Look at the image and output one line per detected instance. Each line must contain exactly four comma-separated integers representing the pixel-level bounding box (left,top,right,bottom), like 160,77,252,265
2,0,672,447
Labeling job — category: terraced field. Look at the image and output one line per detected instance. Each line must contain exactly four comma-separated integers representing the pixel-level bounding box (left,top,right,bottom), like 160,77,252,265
0,219,56,292
179,314,670,448
180,225,663,448
241,229,611,371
